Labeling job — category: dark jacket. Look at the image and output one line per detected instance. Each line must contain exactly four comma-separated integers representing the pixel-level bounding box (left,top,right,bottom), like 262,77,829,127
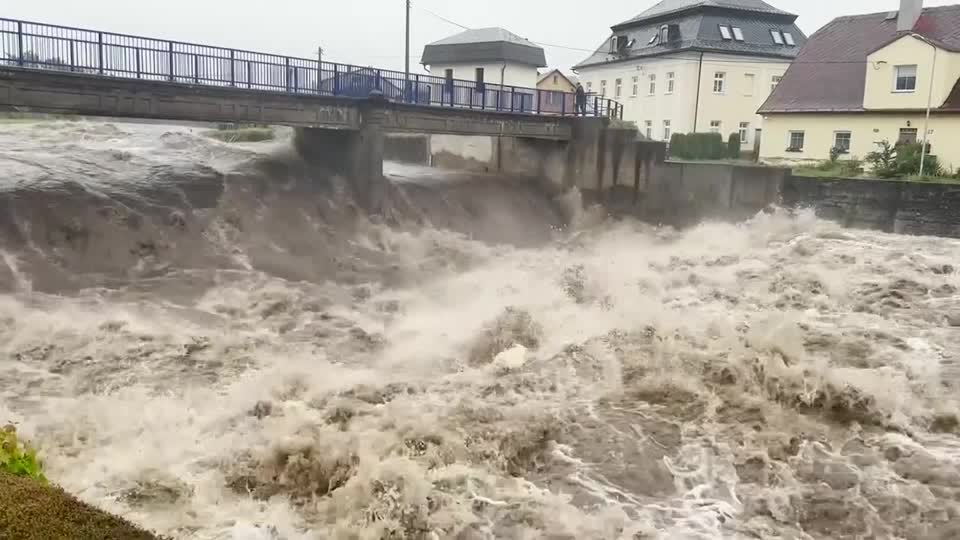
575,86,586,104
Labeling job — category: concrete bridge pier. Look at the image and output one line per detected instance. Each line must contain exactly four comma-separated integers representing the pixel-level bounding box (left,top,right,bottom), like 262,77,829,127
293,96,388,213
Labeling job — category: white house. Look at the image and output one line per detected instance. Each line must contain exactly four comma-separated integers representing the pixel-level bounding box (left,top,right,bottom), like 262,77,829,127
420,27,546,89
573,0,805,149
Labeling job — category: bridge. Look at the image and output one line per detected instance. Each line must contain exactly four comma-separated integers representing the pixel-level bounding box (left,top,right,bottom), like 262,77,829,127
0,18,662,211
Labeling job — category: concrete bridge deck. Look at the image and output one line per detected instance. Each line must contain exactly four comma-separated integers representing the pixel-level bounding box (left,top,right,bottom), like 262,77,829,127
0,67,573,140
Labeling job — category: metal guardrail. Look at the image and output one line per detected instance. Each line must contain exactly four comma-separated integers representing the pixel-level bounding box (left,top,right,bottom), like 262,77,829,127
0,17,624,120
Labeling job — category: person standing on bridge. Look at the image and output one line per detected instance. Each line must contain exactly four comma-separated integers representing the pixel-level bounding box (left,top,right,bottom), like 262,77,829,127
574,83,587,117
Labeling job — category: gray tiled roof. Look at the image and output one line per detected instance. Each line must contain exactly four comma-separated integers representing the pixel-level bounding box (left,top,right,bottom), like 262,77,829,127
759,6,960,113
616,0,793,28
574,9,804,70
421,27,546,67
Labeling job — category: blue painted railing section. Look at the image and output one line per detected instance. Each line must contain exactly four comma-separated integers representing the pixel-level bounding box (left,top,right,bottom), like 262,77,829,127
0,17,624,120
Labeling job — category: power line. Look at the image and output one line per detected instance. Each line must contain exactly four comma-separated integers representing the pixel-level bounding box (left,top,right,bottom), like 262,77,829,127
415,3,470,31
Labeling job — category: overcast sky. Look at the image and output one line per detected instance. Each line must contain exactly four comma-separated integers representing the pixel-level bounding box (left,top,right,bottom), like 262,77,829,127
4,0,956,73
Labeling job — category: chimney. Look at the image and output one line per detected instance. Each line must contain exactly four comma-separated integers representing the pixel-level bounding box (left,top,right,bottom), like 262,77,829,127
898,0,922,32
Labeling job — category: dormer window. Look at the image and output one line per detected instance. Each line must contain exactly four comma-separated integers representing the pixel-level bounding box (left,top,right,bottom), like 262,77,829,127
770,30,784,44
660,25,669,43
732,27,744,41
783,32,795,46
719,25,732,40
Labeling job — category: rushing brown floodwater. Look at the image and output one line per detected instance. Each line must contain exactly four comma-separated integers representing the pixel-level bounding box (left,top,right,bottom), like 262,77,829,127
1,121,960,540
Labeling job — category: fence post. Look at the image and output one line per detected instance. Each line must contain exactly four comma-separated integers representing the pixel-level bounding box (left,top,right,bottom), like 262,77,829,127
193,54,199,84
536,90,542,115
333,63,340,95
98,32,104,74
230,50,235,87
594,96,599,117
285,57,291,92
510,87,515,113
16,21,23,66
561,93,566,116
316,60,321,94
414,74,420,103
168,42,174,81
69,40,75,72
247,61,253,89
135,47,141,78
481,86,486,110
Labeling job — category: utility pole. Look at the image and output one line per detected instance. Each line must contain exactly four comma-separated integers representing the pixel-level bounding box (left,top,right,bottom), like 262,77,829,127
405,0,411,102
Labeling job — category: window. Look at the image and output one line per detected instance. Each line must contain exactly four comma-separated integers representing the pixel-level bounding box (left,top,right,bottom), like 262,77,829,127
788,130,805,151
648,73,656,95
553,75,558,84
894,65,917,92
834,131,851,153
666,71,675,94
586,82,592,92
771,75,782,92
719,25,732,40
663,120,672,141
600,80,607,96
660,25,669,43
783,32,795,46
713,72,726,94
444,68,454,80
475,67,485,91
744,73,755,96
898,128,918,145
739,122,750,144
710,120,721,133
645,120,653,139
615,78,622,98
632,76,639,97
732,27,744,41
771,30,784,45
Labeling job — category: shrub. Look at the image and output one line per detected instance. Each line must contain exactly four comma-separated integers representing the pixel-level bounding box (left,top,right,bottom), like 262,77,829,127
727,133,741,159
866,140,898,178
829,146,843,163
815,160,837,172
841,156,863,177
669,133,686,159
0,425,45,482
896,142,942,177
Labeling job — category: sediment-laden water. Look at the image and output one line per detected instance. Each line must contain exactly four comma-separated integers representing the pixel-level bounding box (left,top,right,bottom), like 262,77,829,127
1,120,959,540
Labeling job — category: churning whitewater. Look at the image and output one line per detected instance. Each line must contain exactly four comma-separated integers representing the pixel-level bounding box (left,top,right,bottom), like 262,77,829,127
1,120,959,540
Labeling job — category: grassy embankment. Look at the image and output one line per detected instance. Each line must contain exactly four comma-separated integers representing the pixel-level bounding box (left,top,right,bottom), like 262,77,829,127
0,425,163,540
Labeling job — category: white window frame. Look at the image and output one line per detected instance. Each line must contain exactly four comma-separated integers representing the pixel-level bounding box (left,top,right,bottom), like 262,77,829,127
719,25,732,40
586,81,593,92
771,30,784,45
894,65,918,93
788,130,805,151
615,78,623,98
666,71,675,94
732,27,744,41
644,120,653,139
600,79,607,96
713,72,726,94
632,76,639,97
709,120,721,133
834,131,852,153
771,75,782,92
783,32,795,46
663,119,672,141
648,73,656,95
739,122,750,144
743,73,755,96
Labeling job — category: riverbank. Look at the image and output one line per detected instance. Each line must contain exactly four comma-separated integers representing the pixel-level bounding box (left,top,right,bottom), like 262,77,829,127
0,472,163,540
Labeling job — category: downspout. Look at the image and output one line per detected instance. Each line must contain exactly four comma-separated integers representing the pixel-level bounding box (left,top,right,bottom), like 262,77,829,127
692,51,704,132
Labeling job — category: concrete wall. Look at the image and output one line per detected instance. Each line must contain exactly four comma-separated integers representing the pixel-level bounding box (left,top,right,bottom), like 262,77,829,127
782,176,960,237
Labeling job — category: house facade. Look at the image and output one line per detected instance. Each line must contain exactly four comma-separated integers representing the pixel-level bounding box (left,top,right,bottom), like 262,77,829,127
573,0,804,148
759,0,960,171
537,69,578,93
421,28,546,89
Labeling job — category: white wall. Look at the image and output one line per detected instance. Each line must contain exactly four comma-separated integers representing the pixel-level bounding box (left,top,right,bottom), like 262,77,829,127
427,62,539,88
576,52,789,146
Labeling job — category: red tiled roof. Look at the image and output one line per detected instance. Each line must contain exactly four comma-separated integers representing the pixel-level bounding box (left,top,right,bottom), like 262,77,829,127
759,5,960,113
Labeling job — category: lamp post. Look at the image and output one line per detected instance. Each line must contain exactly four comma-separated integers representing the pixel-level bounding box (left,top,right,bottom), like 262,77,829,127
919,42,937,177
404,0,411,102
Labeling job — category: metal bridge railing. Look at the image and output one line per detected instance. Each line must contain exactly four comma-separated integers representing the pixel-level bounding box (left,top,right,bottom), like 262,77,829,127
0,17,624,120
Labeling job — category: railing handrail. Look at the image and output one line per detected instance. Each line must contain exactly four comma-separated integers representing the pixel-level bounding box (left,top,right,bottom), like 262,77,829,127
0,16,625,119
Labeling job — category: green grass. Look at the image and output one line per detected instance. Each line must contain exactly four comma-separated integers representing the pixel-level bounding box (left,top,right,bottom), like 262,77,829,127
202,127,275,143
0,425,45,482
794,168,960,185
